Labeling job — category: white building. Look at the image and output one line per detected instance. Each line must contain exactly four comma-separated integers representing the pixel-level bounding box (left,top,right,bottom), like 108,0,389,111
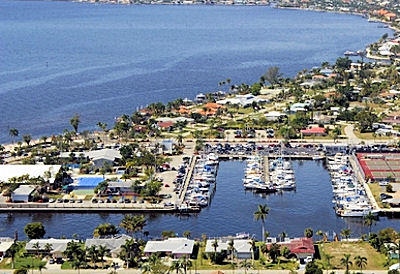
144,238,194,259
217,94,267,108
265,111,286,121
26,239,76,259
11,185,36,203
85,234,131,258
205,239,252,259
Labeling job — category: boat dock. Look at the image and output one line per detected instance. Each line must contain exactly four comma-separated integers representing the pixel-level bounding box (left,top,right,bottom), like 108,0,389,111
218,154,320,160
263,156,269,183
178,155,197,205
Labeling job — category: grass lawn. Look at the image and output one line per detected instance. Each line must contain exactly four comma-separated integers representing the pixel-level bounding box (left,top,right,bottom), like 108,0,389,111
0,256,45,269
367,183,388,208
354,131,393,140
61,261,73,269
318,241,387,270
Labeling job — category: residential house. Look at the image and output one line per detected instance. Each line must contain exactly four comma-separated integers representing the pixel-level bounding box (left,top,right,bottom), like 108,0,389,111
265,111,286,121
383,112,400,125
161,139,174,154
106,181,133,195
0,238,14,258
300,127,327,136
289,102,310,113
205,238,252,259
157,121,174,132
144,237,195,259
85,234,132,258
267,237,315,261
11,185,36,203
26,239,76,259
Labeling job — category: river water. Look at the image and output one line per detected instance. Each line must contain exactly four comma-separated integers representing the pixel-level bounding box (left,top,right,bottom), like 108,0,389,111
2,161,400,240
0,0,392,143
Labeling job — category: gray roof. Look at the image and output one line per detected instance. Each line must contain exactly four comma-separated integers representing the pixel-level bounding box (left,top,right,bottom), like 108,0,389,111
85,234,131,252
60,149,121,161
107,181,133,188
205,239,251,254
12,185,36,195
144,238,194,255
26,239,76,253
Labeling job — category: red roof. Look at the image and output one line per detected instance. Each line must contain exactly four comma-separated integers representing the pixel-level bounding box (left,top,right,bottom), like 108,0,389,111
267,238,315,255
300,127,326,134
287,238,315,254
158,121,174,128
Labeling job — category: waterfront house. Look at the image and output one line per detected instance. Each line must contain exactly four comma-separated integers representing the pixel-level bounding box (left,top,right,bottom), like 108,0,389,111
11,185,36,203
26,239,76,259
106,181,133,194
216,94,267,108
205,238,252,259
266,237,315,261
144,237,195,259
157,121,174,132
0,238,14,258
60,149,122,168
85,234,132,258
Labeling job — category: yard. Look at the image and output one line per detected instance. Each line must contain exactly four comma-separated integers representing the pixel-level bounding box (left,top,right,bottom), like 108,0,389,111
318,241,387,270
0,245,46,270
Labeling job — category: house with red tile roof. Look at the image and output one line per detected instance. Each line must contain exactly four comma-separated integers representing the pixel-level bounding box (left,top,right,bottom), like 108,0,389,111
157,121,174,131
267,237,315,260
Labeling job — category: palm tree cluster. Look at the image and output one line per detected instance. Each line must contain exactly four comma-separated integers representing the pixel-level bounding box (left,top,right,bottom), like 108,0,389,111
119,214,147,238
340,253,367,274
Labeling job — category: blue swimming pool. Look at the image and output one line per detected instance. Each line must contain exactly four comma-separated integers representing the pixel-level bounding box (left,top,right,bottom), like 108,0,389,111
74,177,104,189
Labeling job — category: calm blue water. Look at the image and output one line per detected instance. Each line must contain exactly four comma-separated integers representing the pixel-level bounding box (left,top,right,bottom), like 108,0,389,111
1,161,398,240
0,0,392,142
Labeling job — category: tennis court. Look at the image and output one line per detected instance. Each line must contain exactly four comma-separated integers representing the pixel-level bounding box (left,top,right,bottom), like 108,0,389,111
357,153,400,182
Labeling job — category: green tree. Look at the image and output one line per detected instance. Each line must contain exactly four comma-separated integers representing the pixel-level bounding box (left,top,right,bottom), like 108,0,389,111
363,212,376,233
340,228,351,240
212,239,219,263
268,243,280,263
24,222,46,239
340,254,353,274
305,261,323,274
120,214,146,238
183,231,191,239
9,128,19,144
263,66,282,86
239,259,251,274
22,134,32,146
254,204,270,242
354,255,367,273
70,113,80,133
93,223,119,238
304,227,313,238
97,245,110,269
119,239,140,269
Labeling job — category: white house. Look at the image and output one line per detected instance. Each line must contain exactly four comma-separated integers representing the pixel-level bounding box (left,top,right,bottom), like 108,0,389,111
85,234,131,258
265,111,286,121
26,239,76,259
217,94,267,108
11,185,36,203
0,238,14,258
205,238,252,259
144,238,194,259
61,149,122,168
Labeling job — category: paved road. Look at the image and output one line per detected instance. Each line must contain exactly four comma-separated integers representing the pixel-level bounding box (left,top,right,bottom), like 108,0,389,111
344,124,361,145
0,269,390,274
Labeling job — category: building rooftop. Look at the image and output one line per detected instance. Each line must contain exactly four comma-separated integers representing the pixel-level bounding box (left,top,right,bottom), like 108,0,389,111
144,237,194,255
0,165,61,184
12,185,36,196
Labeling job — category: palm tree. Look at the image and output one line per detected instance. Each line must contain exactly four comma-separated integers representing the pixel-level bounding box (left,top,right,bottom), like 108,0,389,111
340,254,353,274
179,256,192,274
183,231,191,239
170,259,183,274
32,242,41,259
254,204,270,242
211,239,219,263
44,243,53,258
249,238,256,266
324,253,334,271
304,227,313,238
38,263,47,274
70,113,80,133
316,230,324,242
340,228,351,241
86,246,98,266
97,245,110,269
6,243,19,269
240,259,251,274
9,128,19,144
354,255,367,273
363,212,376,234
22,134,32,147
227,239,236,265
